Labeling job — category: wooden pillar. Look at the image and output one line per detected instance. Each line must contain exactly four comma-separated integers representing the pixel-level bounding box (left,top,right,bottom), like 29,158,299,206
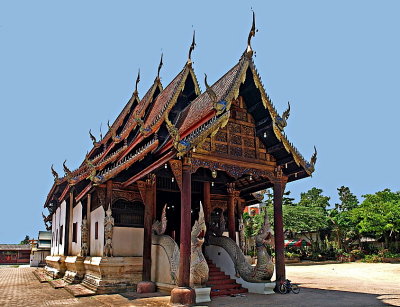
106,180,113,207
178,158,192,287
203,181,211,226
273,172,287,286
141,175,156,281
227,183,239,242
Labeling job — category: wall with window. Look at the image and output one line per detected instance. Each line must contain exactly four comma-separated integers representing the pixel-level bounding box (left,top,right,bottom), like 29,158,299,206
112,199,144,256
71,202,82,256
51,200,66,256
90,205,104,256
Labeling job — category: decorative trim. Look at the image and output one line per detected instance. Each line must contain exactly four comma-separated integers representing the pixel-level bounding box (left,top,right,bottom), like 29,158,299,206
168,160,183,191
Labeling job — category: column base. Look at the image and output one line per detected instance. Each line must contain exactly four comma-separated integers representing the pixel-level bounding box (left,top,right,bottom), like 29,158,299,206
137,281,156,293
170,287,196,305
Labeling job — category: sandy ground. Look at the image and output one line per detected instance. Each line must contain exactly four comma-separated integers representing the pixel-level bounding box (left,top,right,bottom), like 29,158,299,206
0,263,399,307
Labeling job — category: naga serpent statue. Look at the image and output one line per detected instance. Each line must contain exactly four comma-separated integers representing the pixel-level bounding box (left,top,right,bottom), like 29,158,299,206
151,202,209,286
208,210,274,282
190,202,209,286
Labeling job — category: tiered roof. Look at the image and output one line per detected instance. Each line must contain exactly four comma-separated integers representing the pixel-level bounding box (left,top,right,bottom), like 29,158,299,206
44,16,316,210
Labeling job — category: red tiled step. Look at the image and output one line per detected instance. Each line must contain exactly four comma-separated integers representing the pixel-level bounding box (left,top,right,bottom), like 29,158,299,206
205,257,248,297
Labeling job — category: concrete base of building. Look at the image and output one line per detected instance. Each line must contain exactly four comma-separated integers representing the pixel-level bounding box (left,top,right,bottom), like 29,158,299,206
45,256,66,279
80,256,143,294
170,287,196,305
64,256,86,284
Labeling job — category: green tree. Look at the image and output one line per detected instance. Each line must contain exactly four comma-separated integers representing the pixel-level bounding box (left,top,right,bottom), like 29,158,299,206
298,187,330,209
20,235,30,245
328,186,360,251
351,189,400,249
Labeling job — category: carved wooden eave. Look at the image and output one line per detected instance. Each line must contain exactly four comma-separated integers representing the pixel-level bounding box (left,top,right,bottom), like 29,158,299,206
246,58,316,176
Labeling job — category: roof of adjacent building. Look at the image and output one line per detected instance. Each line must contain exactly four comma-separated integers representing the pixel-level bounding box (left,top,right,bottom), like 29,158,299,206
0,244,31,251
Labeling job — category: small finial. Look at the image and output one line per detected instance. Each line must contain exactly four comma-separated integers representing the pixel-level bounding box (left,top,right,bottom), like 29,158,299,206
63,160,72,175
204,73,217,103
311,146,317,165
157,53,163,79
89,129,97,144
134,69,140,96
107,120,111,130
188,30,196,64
246,10,257,56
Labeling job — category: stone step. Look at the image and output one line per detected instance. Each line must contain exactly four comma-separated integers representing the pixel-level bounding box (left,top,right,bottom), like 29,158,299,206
49,279,67,289
208,267,220,272
65,284,96,297
33,269,52,283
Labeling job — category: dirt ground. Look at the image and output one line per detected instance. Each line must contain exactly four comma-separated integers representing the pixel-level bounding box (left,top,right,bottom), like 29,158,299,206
0,262,399,307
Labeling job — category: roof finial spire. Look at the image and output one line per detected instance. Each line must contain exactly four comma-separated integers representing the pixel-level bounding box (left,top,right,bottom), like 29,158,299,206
246,10,257,57
157,53,163,80
188,30,196,65
134,69,140,96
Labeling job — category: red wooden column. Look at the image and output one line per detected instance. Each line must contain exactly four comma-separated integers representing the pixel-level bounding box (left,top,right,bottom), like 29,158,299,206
170,157,195,305
203,181,211,227
227,183,239,242
137,174,156,293
272,169,288,287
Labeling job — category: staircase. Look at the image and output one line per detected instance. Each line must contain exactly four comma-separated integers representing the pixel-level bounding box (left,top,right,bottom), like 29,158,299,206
206,258,248,297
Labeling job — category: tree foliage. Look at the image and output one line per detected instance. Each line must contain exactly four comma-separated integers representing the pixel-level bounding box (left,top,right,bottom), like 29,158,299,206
19,235,30,245
351,189,400,247
298,187,330,209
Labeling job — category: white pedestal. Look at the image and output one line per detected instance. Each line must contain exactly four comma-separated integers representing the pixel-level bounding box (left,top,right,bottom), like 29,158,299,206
195,287,211,303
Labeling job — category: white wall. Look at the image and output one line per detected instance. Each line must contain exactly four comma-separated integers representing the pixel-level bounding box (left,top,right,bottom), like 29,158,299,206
71,202,83,256
51,213,57,256
112,227,143,256
90,205,105,257
51,201,66,256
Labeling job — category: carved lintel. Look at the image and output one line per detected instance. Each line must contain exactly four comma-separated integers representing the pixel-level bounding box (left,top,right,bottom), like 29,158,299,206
146,173,156,188
168,159,183,191
191,158,274,180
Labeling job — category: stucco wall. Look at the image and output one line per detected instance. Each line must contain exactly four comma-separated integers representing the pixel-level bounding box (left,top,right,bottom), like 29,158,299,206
112,227,143,256
71,202,82,256
90,206,104,257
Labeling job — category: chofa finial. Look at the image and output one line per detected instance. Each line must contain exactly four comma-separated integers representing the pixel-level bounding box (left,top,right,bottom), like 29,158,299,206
51,164,59,182
63,160,72,175
188,30,196,64
246,10,257,57
157,53,163,79
134,69,140,95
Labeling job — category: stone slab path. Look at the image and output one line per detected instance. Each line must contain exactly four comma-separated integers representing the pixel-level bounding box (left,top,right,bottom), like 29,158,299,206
0,263,399,306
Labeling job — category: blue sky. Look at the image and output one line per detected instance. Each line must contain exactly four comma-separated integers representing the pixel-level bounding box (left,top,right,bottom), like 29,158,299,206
0,1,399,243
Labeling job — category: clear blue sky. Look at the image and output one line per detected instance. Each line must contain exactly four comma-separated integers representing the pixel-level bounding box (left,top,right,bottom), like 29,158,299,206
1,1,399,243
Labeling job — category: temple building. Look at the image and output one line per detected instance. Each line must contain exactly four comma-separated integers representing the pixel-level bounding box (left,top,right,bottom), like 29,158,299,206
42,14,316,304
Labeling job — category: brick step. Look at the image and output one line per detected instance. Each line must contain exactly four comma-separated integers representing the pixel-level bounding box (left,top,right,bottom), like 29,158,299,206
208,270,228,277
209,267,221,272
208,274,231,281
206,278,236,286
210,287,248,297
